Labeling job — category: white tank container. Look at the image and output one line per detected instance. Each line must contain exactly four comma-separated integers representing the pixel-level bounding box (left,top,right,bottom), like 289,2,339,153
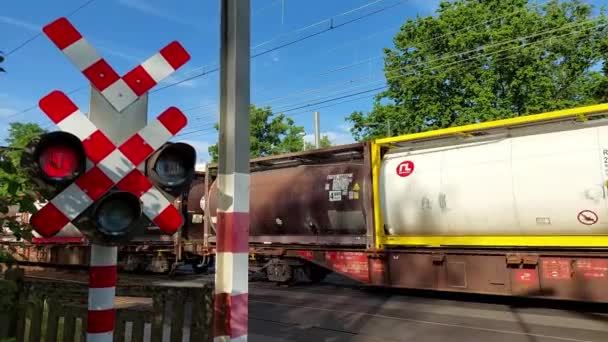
380,119,608,236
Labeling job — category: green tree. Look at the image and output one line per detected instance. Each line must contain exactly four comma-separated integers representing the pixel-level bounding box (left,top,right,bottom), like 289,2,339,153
348,0,608,141
0,123,47,243
208,105,306,162
304,135,332,150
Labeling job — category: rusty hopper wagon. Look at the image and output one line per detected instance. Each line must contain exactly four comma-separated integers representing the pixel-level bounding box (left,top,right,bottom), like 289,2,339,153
7,102,608,302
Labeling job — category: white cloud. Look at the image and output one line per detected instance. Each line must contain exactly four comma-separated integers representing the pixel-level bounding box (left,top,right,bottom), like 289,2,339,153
0,16,39,32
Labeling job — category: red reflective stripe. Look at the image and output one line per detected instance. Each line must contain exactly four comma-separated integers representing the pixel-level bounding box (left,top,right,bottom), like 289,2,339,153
32,237,85,244
43,17,82,50
153,206,183,234
82,59,121,91
157,107,187,134
116,170,153,197
87,309,115,333
160,41,191,70
213,293,248,338
75,166,115,201
123,65,157,96
215,212,250,253
119,134,154,166
89,266,117,288
39,91,77,124
30,204,69,238
82,130,116,164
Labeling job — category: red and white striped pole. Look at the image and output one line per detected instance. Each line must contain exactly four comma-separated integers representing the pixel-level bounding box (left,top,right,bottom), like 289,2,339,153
214,0,250,341
87,244,117,341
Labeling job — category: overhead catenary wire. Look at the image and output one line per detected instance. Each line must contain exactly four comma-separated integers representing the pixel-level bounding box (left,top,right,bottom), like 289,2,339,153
151,0,409,93
182,18,605,124
176,22,606,137
5,0,98,57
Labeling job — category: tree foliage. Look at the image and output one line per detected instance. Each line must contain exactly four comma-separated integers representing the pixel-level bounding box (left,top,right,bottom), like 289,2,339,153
348,0,608,141
209,105,311,162
0,123,47,242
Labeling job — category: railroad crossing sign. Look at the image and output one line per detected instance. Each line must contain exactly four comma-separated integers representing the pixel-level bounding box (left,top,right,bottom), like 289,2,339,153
43,17,190,112
26,17,194,243
30,91,187,238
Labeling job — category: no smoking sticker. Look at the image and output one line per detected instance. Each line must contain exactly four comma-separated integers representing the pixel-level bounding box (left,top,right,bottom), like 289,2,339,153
577,210,598,225
396,160,415,177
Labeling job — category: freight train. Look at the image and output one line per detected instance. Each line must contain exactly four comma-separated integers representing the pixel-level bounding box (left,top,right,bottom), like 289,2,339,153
4,102,608,303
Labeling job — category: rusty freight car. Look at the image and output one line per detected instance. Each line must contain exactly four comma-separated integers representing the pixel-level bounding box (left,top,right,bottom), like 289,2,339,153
7,101,608,303
185,102,608,303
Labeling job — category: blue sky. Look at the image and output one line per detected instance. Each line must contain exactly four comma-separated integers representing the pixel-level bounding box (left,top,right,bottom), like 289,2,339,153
4,0,603,165
0,0,439,164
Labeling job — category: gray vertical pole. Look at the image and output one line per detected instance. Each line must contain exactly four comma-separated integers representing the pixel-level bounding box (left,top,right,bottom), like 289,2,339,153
387,120,391,137
314,111,320,148
214,0,251,341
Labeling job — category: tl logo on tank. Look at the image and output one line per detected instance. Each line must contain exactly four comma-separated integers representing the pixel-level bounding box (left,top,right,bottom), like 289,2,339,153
396,160,415,177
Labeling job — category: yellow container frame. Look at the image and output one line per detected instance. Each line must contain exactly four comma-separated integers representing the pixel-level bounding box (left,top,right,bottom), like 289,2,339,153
371,103,608,250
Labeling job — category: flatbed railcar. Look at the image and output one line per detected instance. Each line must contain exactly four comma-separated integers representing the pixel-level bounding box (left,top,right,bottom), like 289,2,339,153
5,102,608,303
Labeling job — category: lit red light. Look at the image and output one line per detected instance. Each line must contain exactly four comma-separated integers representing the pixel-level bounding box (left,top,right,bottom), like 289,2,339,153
39,145,80,178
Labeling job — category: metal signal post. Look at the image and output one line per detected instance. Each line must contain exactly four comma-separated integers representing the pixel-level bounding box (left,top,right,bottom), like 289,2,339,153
214,0,251,341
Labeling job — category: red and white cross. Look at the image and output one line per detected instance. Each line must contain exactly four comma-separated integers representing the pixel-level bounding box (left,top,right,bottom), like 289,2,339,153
43,17,190,112
30,91,187,237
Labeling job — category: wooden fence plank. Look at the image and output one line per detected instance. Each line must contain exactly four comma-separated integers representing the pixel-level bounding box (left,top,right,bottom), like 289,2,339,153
170,292,185,342
29,297,43,342
15,286,29,342
114,312,126,342
150,292,165,342
131,316,145,342
190,288,212,342
45,298,60,342
62,312,76,342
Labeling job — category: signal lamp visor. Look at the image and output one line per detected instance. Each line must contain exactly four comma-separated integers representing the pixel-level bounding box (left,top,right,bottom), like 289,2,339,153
93,192,142,237
151,143,196,189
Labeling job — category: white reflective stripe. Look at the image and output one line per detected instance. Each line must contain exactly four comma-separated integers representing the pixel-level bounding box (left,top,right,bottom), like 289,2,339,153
57,110,97,140
88,287,116,311
217,172,250,213
214,252,249,295
90,244,117,266
138,119,172,150
230,335,248,342
100,79,138,112
51,183,93,220
62,38,100,71
86,332,113,342
54,222,83,237
214,336,247,342
141,53,174,83
97,149,135,183
140,187,171,219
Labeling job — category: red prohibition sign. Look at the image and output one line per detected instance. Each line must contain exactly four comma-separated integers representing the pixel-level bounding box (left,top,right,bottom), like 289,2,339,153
396,160,415,177
577,210,598,225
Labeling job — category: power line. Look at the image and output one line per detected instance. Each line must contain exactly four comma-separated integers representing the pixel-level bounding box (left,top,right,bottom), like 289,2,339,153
177,22,605,136
3,86,86,120
152,0,409,93
183,19,604,123
5,0,408,118
5,0,98,57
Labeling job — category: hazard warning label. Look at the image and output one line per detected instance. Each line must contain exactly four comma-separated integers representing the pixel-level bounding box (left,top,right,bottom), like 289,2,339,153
396,160,414,177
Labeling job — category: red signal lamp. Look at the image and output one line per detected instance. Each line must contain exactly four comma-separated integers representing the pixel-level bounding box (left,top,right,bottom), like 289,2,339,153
34,131,86,184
